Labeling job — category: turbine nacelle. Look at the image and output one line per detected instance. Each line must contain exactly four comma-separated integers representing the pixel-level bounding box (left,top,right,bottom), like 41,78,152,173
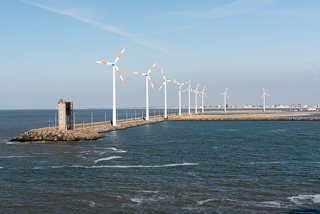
91,45,128,86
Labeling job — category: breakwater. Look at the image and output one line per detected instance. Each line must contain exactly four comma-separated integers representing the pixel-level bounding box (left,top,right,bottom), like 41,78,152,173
10,111,320,142
167,116,320,121
11,116,164,142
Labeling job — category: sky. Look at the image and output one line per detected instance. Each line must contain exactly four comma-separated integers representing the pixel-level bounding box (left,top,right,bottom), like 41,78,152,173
1,0,320,109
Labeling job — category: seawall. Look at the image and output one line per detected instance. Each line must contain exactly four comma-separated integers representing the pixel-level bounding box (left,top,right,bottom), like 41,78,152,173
11,116,165,142
10,111,320,142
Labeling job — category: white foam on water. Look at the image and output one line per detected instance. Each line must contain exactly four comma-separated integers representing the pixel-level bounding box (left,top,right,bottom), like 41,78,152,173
49,163,199,169
88,201,96,207
6,141,24,145
94,156,122,164
106,147,127,153
0,166,4,169
196,198,216,205
262,201,282,208
250,161,281,165
141,190,159,194
288,194,320,204
91,163,199,168
131,198,143,204
0,155,35,159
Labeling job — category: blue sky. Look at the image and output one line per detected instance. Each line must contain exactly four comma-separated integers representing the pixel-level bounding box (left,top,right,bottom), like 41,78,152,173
1,0,320,109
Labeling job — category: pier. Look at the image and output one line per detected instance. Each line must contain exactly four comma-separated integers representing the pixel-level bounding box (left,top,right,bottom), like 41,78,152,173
11,110,320,142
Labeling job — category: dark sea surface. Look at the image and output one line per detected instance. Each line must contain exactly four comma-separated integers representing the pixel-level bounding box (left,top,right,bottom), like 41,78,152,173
1,110,320,213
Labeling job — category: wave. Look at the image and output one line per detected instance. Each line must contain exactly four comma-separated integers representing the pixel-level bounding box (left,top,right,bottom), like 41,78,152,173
0,166,3,169
6,141,26,145
94,156,122,164
141,190,159,194
0,155,35,159
261,201,282,208
288,194,320,204
250,161,281,165
50,163,199,169
197,198,216,205
106,147,127,153
131,198,144,204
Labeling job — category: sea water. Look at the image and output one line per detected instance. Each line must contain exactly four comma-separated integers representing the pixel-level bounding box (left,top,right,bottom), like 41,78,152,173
0,110,320,213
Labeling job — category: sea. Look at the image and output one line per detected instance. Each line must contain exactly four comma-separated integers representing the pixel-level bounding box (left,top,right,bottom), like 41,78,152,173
1,109,320,213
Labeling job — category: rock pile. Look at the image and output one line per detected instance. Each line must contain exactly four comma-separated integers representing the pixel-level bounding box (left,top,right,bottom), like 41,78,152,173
11,127,104,142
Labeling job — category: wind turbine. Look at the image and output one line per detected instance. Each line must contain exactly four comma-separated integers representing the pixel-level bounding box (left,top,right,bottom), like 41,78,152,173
200,86,207,113
131,61,157,121
158,68,170,118
261,88,270,112
191,83,200,114
91,45,128,126
172,79,188,116
182,79,192,114
220,88,229,112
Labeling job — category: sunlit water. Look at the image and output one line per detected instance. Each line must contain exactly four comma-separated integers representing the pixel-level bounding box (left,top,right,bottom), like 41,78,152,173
1,110,320,213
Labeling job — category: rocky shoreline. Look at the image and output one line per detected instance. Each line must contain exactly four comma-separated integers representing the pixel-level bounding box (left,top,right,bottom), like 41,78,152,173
167,116,320,121
10,127,104,142
10,117,164,142
10,114,320,142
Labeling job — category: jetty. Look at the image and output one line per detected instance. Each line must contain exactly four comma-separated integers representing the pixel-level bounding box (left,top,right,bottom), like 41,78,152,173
11,110,320,142
11,115,165,142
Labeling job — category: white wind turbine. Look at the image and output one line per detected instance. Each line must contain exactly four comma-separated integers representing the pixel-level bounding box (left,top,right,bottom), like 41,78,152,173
182,79,192,114
201,86,207,113
158,68,171,118
220,88,229,112
91,45,128,126
172,79,188,116
191,83,200,114
261,88,270,112
131,61,157,121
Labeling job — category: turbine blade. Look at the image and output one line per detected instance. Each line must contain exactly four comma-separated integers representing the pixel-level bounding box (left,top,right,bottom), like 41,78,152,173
91,60,112,65
115,65,125,85
182,82,188,85
204,93,207,98
147,61,158,74
196,84,199,91
225,87,228,93
160,67,166,81
158,82,165,92
131,72,147,76
182,88,188,92
172,79,179,85
203,86,206,92
189,79,191,86
148,76,155,91
114,45,128,63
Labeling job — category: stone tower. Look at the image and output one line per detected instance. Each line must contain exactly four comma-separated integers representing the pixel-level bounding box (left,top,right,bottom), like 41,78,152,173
58,99,66,130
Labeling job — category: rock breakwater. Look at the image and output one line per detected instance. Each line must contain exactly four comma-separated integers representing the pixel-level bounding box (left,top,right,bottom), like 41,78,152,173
11,127,104,142
167,116,320,121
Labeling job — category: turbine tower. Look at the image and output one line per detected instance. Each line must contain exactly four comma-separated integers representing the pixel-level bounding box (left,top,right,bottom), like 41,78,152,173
182,79,192,114
191,84,200,114
91,45,128,126
158,68,171,118
220,88,229,112
132,61,157,121
201,86,207,113
261,88,270,112
172,79,188,116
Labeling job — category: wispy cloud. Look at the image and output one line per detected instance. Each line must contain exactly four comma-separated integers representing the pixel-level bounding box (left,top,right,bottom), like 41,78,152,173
20,0,131,36
20,0,174,53
257,10,320,17
169,0,276,19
